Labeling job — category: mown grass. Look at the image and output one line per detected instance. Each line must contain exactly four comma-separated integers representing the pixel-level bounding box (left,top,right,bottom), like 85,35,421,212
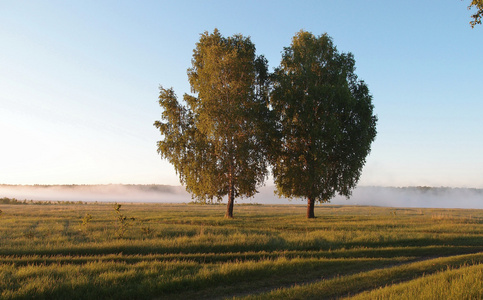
0,202,482,299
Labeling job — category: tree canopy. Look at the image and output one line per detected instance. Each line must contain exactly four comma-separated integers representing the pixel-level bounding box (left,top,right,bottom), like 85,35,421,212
270,30,377,218
155,29,377,219
154,29,271,218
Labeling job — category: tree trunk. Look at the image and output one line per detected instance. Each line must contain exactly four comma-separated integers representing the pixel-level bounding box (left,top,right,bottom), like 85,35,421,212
225,167,235,218
307,197,315,218
225,190,234,218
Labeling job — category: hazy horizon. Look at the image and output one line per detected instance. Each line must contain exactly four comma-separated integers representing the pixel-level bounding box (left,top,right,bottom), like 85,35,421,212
1,184,482,209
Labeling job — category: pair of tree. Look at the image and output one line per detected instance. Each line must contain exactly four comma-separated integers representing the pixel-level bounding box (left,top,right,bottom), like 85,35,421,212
155,29,377,218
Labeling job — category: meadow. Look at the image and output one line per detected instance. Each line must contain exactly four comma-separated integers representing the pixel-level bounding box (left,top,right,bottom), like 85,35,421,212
0,201,482,299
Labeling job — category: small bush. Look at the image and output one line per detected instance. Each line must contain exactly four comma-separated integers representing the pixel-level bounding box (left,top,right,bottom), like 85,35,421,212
113,203,135,238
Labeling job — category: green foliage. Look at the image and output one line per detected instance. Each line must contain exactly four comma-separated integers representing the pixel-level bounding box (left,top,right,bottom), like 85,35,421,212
154,29,378,219
154,29,271,217
270,30,377,217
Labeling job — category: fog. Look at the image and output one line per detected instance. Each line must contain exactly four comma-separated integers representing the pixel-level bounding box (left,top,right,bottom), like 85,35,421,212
254,186,483,209
0,184,190,203
0,184,482,209
323,186,483,209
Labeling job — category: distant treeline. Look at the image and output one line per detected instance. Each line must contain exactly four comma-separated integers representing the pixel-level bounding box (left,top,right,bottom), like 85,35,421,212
0,197,88,205
1,184,481,192
377,186,483,195
0,184,181,193
1,184,482,196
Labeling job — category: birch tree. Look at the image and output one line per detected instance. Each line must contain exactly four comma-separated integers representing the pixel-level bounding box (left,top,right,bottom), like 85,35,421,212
155,29,271,218
271,31,377,218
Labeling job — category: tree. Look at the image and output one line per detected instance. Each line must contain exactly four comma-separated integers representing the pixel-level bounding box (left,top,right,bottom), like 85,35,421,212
154,29,271,218
270,31,377,218
468,0,483,28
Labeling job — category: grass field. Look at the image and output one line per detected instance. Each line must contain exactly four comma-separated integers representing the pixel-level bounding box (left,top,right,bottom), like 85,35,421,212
0,201,482,299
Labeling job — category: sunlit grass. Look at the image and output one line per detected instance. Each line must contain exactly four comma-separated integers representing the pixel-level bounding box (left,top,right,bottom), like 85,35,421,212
240,253,483,299
348,263,483,300
0,202,482,299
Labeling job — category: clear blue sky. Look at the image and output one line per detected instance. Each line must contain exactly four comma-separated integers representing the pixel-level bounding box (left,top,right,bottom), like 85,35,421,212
1,1,482,188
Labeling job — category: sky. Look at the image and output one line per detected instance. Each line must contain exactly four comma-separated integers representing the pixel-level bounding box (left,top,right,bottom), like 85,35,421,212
1,1,482,188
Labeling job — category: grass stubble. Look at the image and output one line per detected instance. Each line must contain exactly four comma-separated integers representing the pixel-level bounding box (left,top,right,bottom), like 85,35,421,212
0,202,481,299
